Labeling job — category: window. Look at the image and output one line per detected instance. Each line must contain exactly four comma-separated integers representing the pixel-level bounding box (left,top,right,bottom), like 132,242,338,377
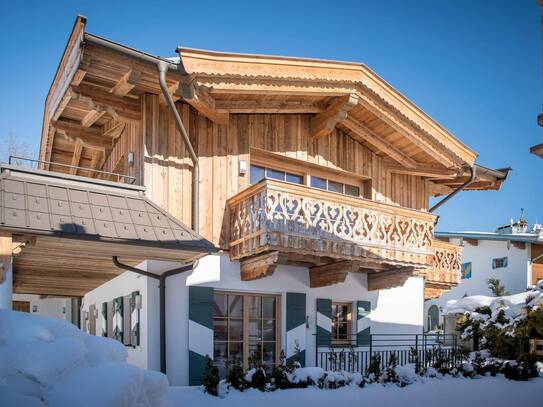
310,176,360,197
250,164,303,185
461,262,472,279
213,292,280,377
492,257,508,269
331,302,352,344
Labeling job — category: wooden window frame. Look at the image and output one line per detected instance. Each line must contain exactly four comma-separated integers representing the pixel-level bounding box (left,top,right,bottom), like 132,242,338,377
213,290,282,371
331,301,353,346
492,257,508,269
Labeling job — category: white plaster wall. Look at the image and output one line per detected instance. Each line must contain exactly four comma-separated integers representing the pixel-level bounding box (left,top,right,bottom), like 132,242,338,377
425,238,531,330
81,261,160,370
149,253,424,386
12,294,71,321
0,258,12,309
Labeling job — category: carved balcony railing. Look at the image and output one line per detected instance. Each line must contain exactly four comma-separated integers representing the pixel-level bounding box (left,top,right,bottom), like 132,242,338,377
423,239,463,299
227,179,437,269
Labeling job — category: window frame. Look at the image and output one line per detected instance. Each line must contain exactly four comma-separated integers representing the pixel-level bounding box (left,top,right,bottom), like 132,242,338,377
213,290,282,372
492,257,508,269
331,301,353,346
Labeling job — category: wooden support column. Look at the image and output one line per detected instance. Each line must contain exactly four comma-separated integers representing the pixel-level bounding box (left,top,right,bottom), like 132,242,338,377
240,251,283,281
69,138,84,174
367,268,415,291
309,260,360,288
311,94,358,138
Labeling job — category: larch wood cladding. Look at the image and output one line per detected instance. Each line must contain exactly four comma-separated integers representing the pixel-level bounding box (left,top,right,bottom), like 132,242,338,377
139,97,431,247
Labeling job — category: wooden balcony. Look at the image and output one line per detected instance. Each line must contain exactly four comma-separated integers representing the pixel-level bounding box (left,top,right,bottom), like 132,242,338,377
228,179,437,284
423,240,463,299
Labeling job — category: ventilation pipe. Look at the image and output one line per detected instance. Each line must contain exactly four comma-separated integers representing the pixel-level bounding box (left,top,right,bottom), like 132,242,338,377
83,34,199,232
429,165,476,213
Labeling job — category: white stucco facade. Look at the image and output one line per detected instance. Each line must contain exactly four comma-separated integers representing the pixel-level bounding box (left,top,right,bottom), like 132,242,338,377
12,293,72,321
424,235,535,331
82,253,425,386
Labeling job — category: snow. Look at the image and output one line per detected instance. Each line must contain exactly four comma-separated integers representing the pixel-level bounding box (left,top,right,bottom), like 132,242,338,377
0,309,169,407
444,280,543,317
161,376,543,407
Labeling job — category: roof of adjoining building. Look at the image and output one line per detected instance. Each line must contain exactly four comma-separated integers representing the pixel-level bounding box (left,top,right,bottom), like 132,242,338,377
435,231,542,244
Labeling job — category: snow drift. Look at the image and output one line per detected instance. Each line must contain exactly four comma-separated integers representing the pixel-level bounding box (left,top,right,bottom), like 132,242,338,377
0,309,169,407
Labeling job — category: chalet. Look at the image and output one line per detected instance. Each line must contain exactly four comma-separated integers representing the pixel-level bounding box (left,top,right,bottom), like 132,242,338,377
0,16,509,386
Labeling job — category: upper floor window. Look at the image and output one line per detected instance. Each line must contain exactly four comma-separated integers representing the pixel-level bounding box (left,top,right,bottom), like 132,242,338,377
461,262,472,279
310,176,360,197
250,164,303,185
492,257,508,269
331,302,352,344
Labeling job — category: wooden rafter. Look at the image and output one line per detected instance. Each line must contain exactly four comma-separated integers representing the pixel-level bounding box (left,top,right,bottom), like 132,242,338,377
81,106,107,127
110,69,141,97
383,159,457,178
356,85,461,168
215,100,326,114
367,268,415,291
69,138,84,174
309,260,361,288
182,82,229,125
71,69,87,86
341,116,417,169
102,121,126,140
52,87,76,121
52,120,112,150
239,251,284,281
311,94,358,138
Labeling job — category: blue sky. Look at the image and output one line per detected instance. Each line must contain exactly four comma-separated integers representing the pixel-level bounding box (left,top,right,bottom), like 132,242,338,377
0,0,541,232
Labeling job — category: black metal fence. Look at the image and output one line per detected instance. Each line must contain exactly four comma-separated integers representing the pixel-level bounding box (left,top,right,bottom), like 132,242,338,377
315,333,463,375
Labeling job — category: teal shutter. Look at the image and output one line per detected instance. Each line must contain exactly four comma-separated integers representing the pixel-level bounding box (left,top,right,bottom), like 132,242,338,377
101,303,108,337
356,300,371,346
130,291,140,346
113,296,123,342
316,298,332,347
188,286,214,386
286,292,306,366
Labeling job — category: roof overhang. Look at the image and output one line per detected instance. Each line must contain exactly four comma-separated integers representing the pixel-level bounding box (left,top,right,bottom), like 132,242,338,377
0,164,217,296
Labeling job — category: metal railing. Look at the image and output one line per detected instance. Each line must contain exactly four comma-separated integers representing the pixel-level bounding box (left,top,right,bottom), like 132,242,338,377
7,156,137,184
315,333,462,374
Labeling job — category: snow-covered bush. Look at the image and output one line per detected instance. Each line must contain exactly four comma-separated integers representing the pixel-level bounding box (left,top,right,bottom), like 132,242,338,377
201,356,220,396
0,309,169,407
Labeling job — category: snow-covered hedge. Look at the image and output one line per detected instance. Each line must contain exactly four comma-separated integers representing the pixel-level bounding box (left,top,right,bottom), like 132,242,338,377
0,309,169,407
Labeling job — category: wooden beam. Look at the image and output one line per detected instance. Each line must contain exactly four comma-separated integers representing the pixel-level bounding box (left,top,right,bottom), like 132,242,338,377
69,138,84,174
110,69,141,97
239,251,283,281
367,268,415,291
102,121,126,140
52,87,76,121
74,84,142,121
87,148,106,178
463,238,478,246
71,69,87,86
311,94,358,138
181,83,229,125
52,121,112,150
341,116,417,168
356,84,460,168
215,100,326,114
383,159,457,178
511,241,525,250
81,106,106,128
309,260,360,288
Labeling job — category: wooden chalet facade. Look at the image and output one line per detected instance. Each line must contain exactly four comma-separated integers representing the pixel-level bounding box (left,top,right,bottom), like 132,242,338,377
0,16,508,385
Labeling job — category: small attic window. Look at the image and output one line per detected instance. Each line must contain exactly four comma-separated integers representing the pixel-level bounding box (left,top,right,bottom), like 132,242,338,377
492,257,508,269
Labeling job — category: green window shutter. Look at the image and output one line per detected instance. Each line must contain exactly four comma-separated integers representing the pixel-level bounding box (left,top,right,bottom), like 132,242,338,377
188,286,214,386
316,298,332,347
356,300,371,347
113,296,124,342
101,303,108,337
286,292,306,366
130,291,140,346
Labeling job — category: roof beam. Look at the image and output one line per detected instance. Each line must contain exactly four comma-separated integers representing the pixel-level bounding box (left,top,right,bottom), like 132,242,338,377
51,120,113,149
342,116,417,168
52,87,76,121
110,69,141,97
356,85,460,168
182,82,229,125
239,251,284,281
73,84,142,121
383,159,457,178
81,106,107,127
69,138,84,174
311,94,358,138
215,100,326,114
309,260,361,288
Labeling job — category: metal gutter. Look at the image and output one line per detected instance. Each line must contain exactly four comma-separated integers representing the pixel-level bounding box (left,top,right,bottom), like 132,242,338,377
435,231,541,243
112,256,195,374
83,33,199,232
429,165,476,213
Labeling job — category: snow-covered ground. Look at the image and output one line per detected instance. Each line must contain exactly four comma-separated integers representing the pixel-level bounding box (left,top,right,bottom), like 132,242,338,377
162,376,543,407
0,309,169,407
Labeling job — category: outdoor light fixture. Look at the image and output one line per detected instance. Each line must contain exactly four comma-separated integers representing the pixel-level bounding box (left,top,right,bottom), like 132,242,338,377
135,293,143,310
83,311,89,320
127,151,134,166
239,159,247,175
62,306,66,315
32,305,38,313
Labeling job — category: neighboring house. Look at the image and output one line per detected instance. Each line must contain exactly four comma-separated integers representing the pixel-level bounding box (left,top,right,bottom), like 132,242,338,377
0,16,508,386
424,218,543,331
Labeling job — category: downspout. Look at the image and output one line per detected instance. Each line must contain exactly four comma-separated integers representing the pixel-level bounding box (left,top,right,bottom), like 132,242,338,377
83,33,199,232
112,256,195,374
429,165,476,213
